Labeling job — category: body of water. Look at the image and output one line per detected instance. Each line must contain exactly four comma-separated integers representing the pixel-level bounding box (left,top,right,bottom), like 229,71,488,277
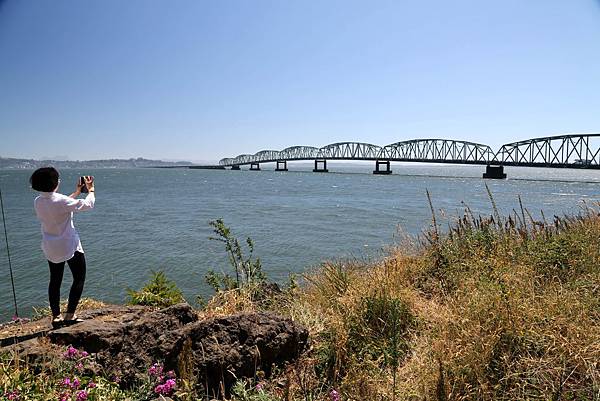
1,163,599,320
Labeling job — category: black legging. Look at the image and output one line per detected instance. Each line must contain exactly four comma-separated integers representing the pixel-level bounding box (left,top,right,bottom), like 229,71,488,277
48,251,87,317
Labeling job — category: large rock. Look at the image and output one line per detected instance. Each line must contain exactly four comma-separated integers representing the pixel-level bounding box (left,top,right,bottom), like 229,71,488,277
48,303,198,384
2,303,308,398
160,312,309,397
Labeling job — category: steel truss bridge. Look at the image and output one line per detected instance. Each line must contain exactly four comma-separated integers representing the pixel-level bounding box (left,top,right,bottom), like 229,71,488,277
217,133,600,178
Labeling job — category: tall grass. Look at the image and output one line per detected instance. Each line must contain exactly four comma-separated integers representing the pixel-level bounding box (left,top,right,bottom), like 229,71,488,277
280,196,600,400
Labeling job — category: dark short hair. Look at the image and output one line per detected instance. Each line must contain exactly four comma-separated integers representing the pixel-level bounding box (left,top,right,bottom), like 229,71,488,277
30,167,60,192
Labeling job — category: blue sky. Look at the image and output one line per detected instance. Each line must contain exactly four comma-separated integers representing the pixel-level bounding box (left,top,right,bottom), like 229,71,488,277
1,0,599,162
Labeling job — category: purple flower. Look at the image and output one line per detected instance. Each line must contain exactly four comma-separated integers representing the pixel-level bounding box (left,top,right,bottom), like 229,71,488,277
62,377,72,387
87,381,97,389
3,390,20,400
166,370,176,379
72,377,81,389
80,351,89,357
330,389,341,401
76,362,84,371
148,362,163,377
63,346,79,359
154,378,176,395
255,383,263,391
76,390,88,401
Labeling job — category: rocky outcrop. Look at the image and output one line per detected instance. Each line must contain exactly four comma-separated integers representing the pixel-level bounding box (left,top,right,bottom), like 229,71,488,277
161,312,309,396
1,303,308,398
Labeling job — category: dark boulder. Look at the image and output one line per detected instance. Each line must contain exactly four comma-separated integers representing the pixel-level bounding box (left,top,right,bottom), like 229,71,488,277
160,312,309,397
48,303,198,384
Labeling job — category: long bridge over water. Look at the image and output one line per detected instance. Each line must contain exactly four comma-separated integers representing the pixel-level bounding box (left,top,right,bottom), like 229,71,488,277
214,133,600,178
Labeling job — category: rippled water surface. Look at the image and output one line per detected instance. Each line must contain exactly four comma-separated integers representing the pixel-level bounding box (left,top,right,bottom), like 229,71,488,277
1,164,599,319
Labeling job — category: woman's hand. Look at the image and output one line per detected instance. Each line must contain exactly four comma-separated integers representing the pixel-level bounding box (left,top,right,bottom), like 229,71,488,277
69,178,84,198
84,176,95,193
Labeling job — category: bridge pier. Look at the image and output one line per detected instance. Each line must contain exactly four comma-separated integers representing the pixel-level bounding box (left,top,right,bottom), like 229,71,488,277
249,162,261,171
313,159,328,172
373,160,392,175
231,165,240,170
275,160,288,171
483,165,506,179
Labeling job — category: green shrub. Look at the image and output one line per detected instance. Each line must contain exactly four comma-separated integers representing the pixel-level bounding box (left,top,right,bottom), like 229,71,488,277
204,219,266,293
127,270,185,307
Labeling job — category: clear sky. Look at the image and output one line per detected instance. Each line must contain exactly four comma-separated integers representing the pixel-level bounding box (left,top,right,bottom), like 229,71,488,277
1,0,600,162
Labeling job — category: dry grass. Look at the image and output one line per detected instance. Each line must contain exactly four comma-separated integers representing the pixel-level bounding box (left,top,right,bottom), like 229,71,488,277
255,202,600,401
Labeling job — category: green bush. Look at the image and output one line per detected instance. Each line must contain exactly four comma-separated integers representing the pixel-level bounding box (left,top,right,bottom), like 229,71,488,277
127,270,185,307
204,219,266,293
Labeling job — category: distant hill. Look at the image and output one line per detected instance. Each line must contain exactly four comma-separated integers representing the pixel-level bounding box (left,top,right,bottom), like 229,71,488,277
0,157,194,169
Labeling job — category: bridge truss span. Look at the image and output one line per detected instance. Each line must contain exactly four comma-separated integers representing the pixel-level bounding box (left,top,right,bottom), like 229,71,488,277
279,146,321,160
253,150,282,162
318,142,383,160
494,133,600,168
382,139,494,164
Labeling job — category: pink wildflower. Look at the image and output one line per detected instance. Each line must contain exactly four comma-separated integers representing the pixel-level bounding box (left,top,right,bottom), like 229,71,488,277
154,378,176,395
76,362,84,371
80,351,89,357
4,390,20,400
330,389,341,401
59,392,70,401
63,346,79,359
87,381,97,389
62,377,72,387
76,390,88,401
166,370,176,378
72,377,81,389
148,362,163,377
256,383,263,391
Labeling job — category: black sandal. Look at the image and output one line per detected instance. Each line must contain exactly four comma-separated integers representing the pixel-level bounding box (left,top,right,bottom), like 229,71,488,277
63,314,84,326
51,316,66,329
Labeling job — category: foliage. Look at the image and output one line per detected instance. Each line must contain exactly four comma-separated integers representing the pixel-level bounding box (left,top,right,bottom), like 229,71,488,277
127,270,185,307
203,219,266,298
31,298,107,320
231,380,280,401
0,347,181,400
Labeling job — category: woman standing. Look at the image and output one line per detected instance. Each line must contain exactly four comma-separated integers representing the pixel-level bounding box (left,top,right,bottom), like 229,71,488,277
30,167,95,327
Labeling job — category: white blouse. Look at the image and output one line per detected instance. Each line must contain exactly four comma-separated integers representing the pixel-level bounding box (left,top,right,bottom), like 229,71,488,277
34,191,95,263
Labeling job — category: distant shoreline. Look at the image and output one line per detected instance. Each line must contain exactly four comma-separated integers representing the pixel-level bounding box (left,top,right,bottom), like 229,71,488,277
0,156,206,169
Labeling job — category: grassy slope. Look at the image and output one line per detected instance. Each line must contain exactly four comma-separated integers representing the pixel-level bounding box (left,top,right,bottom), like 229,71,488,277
272,205,600,400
